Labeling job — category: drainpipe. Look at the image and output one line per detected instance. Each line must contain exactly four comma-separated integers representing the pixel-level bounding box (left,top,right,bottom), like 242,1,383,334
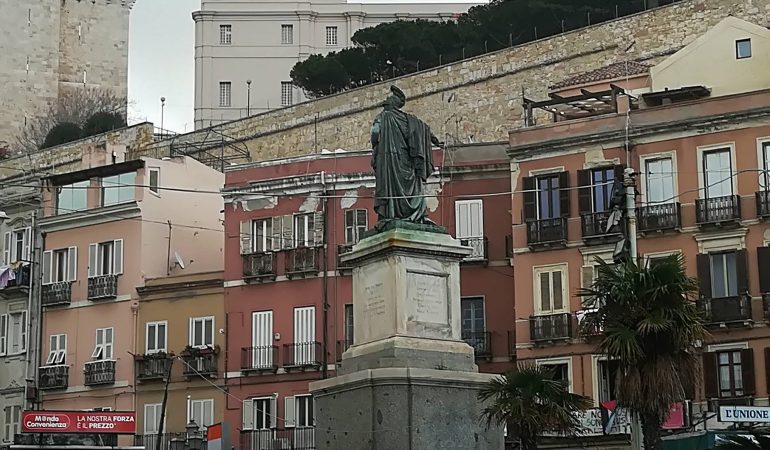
131,300,139,415
24,210,39,410
34,228,46,410
321,171,329,379
166,221,172,276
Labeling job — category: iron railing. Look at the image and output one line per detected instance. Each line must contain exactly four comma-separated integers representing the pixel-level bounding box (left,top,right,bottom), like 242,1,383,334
576,309,603,337
243,252,277,280
336,244,354,271
757,191,770,218
181,351,218,377
526,217,568,247
696,195,741,225
84,360,116,386
136,355,171,382
241,346,279,371
462,331,492,359
135,432,207,450
38,365,68,390
764,293,770,320
241,428,315,450
1,265,30,291
283,342,321,368
580,211,619,239
87,275,118,300
336,339,353,362
529,313,573,342
698,295,752,324
459,236,488,262
42,281,72,307
285,247,319,277
637,202,681,232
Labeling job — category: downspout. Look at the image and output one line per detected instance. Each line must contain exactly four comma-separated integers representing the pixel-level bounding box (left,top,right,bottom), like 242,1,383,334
166,221,172,276
24,210,38,410
35,229,46,410
321,171,329,379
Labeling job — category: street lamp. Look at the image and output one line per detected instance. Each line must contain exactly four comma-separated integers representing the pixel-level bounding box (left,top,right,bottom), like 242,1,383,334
186,421,203,450
246,80,252,116
160,97,166,138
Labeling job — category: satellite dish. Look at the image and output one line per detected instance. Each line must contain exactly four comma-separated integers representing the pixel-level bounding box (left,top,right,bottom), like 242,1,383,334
174,252,186,270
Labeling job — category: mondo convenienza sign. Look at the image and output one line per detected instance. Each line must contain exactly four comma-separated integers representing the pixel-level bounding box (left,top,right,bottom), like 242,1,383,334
22,411,136,434
719,406,770,423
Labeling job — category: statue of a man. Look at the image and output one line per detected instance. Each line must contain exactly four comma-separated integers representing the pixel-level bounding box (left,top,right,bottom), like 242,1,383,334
370,86,442,224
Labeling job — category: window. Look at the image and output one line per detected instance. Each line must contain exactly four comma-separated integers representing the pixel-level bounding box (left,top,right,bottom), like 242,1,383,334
4,405,21,443
251,219,272,253
101,172,136,206
461,297,485,336
57,181,89,214
295,395,313,427
736,38,751,59
143,403,162,434
146,321,167,354
540,362,569,385
3,228,30,265
644,157,674,204
293,307,316,365
251,311,273,368
703,149,732,198
344,209,368,244
717,350,744,397
281,24,293,44
325,26,338,46
88,240,123,277
220,24,232,45
0,311,27,356
597,359,620,403
92,327,114,360
281,81,293,106
188,399,214,430
534,266,566,313
294,213,313,247
42,247,77,284
344,304,354,346
148,168,160,194
219,82,232,107
710,252,738,298
591,167,615,213
455,199,484,239
45,334,66,365
190,316,214,348
253,397,274,430
760,142,770,190
536,174,561,219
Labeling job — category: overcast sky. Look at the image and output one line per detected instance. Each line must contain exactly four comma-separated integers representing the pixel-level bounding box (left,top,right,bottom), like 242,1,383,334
127,0,485,133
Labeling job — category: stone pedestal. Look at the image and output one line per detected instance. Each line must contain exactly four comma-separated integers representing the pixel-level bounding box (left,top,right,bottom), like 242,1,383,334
310,225,504,450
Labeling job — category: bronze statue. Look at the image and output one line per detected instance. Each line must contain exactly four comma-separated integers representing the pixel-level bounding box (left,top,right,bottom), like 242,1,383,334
370,86,442,224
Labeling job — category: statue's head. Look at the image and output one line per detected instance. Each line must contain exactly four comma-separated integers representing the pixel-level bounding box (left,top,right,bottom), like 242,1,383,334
382,85,406,110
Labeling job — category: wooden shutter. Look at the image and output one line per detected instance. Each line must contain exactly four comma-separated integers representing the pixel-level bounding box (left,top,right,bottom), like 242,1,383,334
759,247,770,293
558,171,571,218
281,215,294,249
764,348,770,400
22,227,31,261
271,217,282,251
0,314,7,356
2,232,10,265
696,254,711,299
741,348,756,396
42,250,52,285
240,220,252,254
242,398,254,430
20,311,27,352
113,240,123,275
284,396,296,428
67,246,77,282
294,307,316,344
270,395,278,428
88,244,97,278
702,352,718,399
577,169,591,214
582,265,595,290
522,176,536,221
312,211,324,247
252,311,273,367
735,249,749,295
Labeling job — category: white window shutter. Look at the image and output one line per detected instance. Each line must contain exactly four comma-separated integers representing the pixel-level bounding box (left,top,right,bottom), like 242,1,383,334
113,240,123,275
271,217,282,251
240,220,252,254
270,395,278,428
20,311,27,352
281,215,294,249
455,201,469,238
242,399,254,430
284,396,296,428
22,227,31,261
312,211,324,247
0,314,7,356
88,244,97,278
42,251,52,285
67,246,77,281
2,231,10,265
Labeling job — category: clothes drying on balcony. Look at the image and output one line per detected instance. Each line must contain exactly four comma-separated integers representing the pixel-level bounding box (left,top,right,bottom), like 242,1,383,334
0,265,14,289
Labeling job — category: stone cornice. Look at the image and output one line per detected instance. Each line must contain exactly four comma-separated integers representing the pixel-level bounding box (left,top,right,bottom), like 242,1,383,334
39,202,141,233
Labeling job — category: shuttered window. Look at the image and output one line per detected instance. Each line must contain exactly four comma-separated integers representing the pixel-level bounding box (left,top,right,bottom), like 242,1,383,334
42,247,77,284
534,266,567,313
92,327,114,360
294,307,316,365
703,349,755,399
455,200,483,239
46,334,66,365
146,321,167,354
696,250,748,299
251,311,273,368
344,209,368,244
88,240,123,277
758,247,770,294
2,227,30,265
144,403,162,434
189,317,214,348
188,399,214,430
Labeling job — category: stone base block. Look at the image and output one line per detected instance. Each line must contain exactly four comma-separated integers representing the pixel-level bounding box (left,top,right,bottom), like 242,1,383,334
310,367,504,450
339,335,477,374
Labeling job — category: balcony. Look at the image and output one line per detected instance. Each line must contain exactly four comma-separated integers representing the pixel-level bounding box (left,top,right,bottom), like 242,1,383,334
696,195,741,226
283,342,322,370
135,354,171,382
337,244,354,272
764,293,770,320
42,281,72,307
526,218,567,248
242,428,315,450
757,191,770,218
0,265,30,297
698,295,752,326
181,347,219,378
241,346,279,372
285,247,319,278
87,275,118,300
459,236,488,263
462,331,492,360
580,211,620,243
84,360,116,386
637,202,681,233
530,313,573,343
135,432,207,450
243,252,277,282
38,365,69,390
576,309,603,338
336,339,353,362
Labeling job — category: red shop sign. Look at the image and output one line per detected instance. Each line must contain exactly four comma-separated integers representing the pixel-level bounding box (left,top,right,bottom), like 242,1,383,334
21,411,136,434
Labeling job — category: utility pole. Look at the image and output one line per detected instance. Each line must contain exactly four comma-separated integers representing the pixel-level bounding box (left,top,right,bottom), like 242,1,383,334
156,357,174,450
624,166,643,450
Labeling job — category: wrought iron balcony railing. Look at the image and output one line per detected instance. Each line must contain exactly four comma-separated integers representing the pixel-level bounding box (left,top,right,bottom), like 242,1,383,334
38,365,69,390
285,247,320,277
529,313,573,342
696,195,741,225
526,217,568,247
462,331,492,359
698,295,752,325
42,281,72,307
241,428,315,450
637,202,681,232
135,432,207,450
283,342,321,368
241,346,279,372
181,350,218,378
757,191,770,218
87,275,118,300
337,244,355,272
460,236,488,262
136,355,171,382
84,359,116,386
243,252,277,280
581,211,620,240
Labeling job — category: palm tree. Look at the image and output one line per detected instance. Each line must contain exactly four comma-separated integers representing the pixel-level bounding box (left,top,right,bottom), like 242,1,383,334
580,254,706,450
478,363,592,450
715,433,770,450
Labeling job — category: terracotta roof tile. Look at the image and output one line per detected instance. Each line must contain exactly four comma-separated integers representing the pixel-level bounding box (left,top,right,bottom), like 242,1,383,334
549,61,650,90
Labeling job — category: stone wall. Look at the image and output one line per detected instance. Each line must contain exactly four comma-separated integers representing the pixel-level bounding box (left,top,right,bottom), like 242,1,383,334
137,0,770,165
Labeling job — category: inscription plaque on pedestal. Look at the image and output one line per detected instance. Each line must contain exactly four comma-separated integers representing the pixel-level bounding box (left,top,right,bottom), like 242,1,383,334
406,270,449,325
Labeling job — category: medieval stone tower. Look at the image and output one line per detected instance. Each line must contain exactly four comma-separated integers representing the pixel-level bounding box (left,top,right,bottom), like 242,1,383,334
0,0,134,148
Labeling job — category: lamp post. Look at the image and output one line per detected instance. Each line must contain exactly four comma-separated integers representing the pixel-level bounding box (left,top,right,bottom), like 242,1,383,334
246,80,252,116
160,97,166,138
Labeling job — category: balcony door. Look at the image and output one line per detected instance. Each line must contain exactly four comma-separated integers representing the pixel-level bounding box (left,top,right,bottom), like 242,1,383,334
760,142,770,191
645,157,674,204
703,149,733,198
461,297,486,353
591,167,616,213
293,307,315,365
455,200,484,259
537,175,561,219
252,311,273,368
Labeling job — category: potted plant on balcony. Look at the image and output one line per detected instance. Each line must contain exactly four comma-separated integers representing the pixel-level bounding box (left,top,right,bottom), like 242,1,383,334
180,345,220,357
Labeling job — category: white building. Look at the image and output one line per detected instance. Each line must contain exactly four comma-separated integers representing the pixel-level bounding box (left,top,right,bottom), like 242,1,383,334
193,0,479,129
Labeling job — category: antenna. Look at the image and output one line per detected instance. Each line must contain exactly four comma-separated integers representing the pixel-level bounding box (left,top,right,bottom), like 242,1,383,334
174,252,186,270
